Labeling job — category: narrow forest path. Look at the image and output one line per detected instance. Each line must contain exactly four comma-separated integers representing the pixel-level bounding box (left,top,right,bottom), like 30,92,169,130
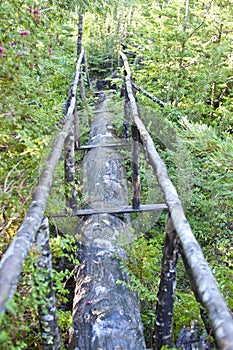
69,94,146,349
1,46,233,350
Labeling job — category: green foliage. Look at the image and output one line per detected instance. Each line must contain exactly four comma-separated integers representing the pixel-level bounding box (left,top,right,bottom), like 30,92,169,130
1,0,233,347
0,0,77,252
0,3,81,346
0,233,78,349
118,232,163,346
179,119,233,311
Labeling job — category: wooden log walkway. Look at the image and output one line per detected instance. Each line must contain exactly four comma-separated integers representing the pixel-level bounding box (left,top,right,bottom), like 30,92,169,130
69,97,146,349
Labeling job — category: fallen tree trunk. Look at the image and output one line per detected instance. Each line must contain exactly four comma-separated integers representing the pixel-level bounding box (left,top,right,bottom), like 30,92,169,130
69,98,146,350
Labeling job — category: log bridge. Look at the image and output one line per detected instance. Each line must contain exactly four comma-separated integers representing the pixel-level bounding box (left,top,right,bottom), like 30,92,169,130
0,48,233,350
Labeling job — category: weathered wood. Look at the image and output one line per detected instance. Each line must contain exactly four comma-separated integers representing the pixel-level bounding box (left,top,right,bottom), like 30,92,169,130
83,51,91,88
77,142,130,150
93,109,114,113
0,49,84,313
131,123,141,209
122,83,130,139
119,50,233,350
48,204,168,217
154,215,179,350
64,125,77,213
69,99,146,350
77,13,83,56
132,81,166,108
180,246,213,339
79,73,86,103
74,104,80,149
36,218,61,350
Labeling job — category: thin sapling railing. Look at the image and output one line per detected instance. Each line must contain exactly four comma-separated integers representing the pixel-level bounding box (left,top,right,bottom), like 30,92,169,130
0,48,86,348
119,50,233,350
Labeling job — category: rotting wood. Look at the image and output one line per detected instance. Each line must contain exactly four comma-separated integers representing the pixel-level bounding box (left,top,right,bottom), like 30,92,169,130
119,50,233,350
131,123,141,209
48,203,168,217
69,98,146,350
132,81,166,108
0,49,84,313
36,217,61,350
154,215,179,350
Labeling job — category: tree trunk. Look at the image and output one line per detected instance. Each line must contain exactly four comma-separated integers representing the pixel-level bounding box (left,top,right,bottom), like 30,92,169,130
69,97,146,350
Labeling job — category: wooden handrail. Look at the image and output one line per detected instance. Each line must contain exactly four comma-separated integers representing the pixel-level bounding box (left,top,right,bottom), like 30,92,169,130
0,49,85,313
119,50,233,350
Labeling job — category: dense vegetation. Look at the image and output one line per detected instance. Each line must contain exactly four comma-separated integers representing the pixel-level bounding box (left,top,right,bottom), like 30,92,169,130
0,0,232,348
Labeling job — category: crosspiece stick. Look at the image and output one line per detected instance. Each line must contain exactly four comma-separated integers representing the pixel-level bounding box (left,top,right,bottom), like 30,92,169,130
48,204,168,217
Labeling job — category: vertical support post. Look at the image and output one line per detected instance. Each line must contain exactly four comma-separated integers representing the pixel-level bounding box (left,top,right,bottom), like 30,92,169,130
131,123,140,209
154,214,179,350
77,13,83,56
74,104,80,149
79,73,86,104
122,83,130,139
83,51,91,89
36,217,61,350
64,123,77,213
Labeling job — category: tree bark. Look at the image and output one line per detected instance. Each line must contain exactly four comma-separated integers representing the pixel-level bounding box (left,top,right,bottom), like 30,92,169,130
69,98,146,350
119,50,233,350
